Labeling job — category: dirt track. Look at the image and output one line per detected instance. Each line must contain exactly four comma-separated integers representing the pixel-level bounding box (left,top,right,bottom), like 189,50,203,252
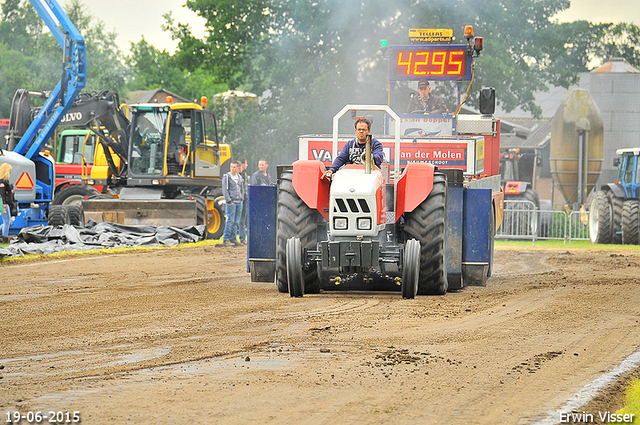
1,245,640,424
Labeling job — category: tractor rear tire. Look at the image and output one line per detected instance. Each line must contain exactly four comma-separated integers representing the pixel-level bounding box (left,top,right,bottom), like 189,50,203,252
53,184,100,206
276,171,321,294
589,191,612,244
401,239,420,299
608,192,623,244
622,200,640,245
403,172,448,295
48,205,69,226
286,238,304,297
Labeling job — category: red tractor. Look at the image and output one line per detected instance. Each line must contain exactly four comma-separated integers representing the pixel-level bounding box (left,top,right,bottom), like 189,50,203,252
251,105,503,298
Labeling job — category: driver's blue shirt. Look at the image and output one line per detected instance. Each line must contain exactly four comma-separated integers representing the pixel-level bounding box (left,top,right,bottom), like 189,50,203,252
329,138,385,172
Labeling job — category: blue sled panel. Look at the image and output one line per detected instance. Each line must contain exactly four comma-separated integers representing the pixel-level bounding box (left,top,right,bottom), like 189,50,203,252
462,188,492,286
247,185,277,282
445,184,464,290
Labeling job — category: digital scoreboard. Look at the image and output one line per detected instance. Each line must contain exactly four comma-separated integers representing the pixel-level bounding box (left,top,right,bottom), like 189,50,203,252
389,45,472,81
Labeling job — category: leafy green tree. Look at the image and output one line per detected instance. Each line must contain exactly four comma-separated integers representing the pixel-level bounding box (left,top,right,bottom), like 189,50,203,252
0,0,42,55
127,38,183,91
171,0,605,163
127,36,226,103
0,41,30,115
598,23,640,68
0,0,128,117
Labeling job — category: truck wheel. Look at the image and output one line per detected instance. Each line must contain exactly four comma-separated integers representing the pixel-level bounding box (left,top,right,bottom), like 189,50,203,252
520,188,539,236
504,188,539,236
589,191,612,244
622,200,640,245
401,239,420,299
608,192,623,244
286,238,304,297
48,205,69,226
67,204,85,227
53,184,100,206
204,196,225,240
403,172,448,295
193,195,206,225
276,170,321,294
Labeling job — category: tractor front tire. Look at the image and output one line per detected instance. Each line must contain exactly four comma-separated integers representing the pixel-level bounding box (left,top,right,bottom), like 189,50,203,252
608,192,623,244
401,239,420,299
286,238,304,297
403,172,448,295
276,171,321,294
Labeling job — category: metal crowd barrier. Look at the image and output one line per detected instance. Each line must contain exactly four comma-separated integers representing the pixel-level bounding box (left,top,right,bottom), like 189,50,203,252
496,200,590,244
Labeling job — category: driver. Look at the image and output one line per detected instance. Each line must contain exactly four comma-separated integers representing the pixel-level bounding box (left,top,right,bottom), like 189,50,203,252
406,80,448,115
322,118,384,180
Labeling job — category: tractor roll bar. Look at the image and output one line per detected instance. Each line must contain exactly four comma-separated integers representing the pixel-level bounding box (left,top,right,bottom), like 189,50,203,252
332,104,401,181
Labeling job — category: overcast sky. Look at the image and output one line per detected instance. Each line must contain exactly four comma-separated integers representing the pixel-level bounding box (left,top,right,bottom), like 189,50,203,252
79,0,640,54
81,0,206,53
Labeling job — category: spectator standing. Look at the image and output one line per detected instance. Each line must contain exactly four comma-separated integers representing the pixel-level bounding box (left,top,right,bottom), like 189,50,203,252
237,157,249,245
0,163,16,244
221,161,244,246
250,158,273,186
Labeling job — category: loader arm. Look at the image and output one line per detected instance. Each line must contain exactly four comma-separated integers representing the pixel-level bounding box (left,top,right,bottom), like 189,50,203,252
58,90,131,179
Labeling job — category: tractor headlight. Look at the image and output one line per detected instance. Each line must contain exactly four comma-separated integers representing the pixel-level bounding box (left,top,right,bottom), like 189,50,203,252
334,217,348,230
357,217,371,230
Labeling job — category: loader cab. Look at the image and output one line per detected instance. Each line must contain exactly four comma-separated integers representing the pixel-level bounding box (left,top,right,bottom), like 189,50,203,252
615,149,640,198
57,130,96,165
129,106,168,177
128,104,223,180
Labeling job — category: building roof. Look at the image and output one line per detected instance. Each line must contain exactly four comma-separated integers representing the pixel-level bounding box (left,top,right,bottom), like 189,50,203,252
592,58,640,74
498,117,553,150
493,73,590,118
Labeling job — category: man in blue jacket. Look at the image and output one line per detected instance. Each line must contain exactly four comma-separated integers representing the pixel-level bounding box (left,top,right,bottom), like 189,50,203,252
322,118,385,180
221,160,244,246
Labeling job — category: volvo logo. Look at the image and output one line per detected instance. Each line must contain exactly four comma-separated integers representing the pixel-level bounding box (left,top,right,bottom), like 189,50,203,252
60,111,83,123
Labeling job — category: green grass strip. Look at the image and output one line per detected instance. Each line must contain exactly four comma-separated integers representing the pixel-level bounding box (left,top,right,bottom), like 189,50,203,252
612,378,640,424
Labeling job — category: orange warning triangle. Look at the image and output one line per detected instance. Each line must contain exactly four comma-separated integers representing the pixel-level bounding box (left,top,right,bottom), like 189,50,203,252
15,171,34,190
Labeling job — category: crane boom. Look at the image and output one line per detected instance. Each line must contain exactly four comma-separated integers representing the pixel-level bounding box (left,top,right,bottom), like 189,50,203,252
11,0,87,159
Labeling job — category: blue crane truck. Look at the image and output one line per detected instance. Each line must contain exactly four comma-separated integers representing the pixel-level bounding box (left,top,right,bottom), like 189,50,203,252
0,0,87,234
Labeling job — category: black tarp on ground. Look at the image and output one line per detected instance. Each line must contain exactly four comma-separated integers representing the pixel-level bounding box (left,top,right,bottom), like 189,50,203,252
0,220,206,258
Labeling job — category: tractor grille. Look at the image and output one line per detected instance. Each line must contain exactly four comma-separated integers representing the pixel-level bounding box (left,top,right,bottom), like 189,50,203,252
334,198,371,214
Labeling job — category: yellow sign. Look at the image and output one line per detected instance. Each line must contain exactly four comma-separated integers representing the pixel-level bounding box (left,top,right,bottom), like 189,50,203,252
409,28,454,43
